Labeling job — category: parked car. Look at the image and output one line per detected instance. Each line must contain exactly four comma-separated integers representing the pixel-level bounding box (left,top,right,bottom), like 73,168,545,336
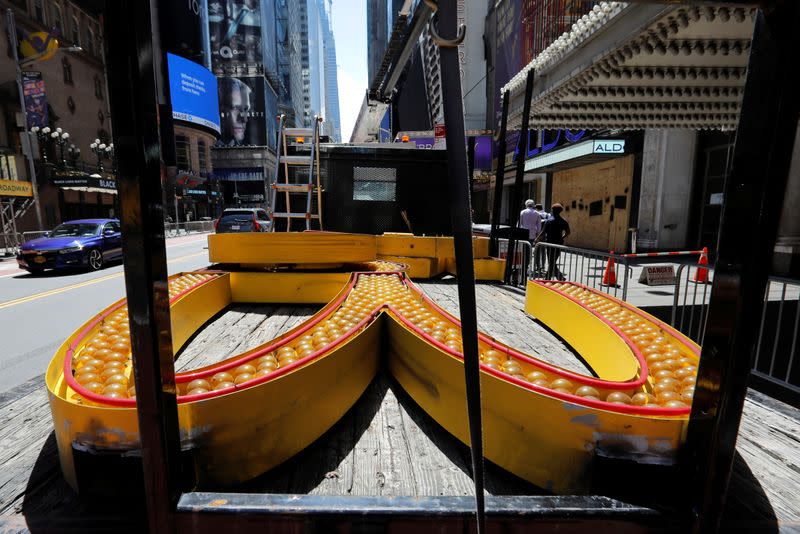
215,208,272,233
16,218,123,274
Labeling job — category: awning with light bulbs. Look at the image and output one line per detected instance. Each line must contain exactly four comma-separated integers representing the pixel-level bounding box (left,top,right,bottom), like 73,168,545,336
501,2,756,131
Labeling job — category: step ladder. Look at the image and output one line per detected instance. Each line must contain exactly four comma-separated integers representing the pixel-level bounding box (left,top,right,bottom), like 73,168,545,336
269,114,324,231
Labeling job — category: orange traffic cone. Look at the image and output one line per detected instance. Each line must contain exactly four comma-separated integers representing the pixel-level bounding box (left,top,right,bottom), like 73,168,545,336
693,246,709,284
602,251,618,286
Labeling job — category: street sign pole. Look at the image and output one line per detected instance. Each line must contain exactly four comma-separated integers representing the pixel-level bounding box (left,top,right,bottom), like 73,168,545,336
6,8,44,231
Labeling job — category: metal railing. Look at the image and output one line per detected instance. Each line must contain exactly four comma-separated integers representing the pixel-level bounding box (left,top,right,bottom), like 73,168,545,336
0,232,22,255
163,220,215,237
496,238,531,287
22,230,48,242
671,263,714,345
671,264,800,402
531,243,632,300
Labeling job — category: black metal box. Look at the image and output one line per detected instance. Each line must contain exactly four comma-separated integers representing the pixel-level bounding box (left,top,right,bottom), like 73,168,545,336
319,144,450,236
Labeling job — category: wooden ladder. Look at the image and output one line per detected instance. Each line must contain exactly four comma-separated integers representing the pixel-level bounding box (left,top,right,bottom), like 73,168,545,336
268,114,324,231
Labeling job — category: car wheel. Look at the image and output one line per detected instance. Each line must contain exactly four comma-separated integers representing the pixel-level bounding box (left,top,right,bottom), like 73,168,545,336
87,249,104,271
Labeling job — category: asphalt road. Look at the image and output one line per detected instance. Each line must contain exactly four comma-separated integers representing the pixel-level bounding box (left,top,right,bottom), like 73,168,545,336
0,234,212,395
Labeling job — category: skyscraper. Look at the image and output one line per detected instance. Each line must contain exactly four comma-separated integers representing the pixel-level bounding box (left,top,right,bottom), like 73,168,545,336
320,0,341,142
287,0,340,138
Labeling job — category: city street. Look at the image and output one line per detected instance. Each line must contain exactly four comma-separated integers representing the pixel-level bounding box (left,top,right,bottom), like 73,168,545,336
0,233,211,395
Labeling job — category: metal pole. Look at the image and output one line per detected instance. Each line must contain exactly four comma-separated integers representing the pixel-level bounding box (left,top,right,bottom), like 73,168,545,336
682,4,800,532
489,90,509,257
504,69,533,284
432,0,485,531
105,1,185,531
6,9,44,231
467,135,476,208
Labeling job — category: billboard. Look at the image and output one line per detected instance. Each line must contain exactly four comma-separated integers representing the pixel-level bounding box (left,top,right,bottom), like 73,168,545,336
208,0,263,70
167,53,221,133
22,71,48,129
216,76,268,147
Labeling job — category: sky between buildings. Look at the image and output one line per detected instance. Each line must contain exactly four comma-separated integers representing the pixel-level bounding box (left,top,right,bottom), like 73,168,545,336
331,0,368,142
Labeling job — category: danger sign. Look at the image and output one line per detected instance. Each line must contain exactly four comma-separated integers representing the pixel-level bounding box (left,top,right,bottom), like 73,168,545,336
638,265,676,286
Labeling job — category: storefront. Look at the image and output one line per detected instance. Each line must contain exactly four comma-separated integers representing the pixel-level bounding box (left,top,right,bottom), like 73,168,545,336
50,171,118,222
521,134,641,252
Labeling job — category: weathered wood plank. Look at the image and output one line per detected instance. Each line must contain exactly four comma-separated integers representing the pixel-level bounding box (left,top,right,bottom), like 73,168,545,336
0,282,798,530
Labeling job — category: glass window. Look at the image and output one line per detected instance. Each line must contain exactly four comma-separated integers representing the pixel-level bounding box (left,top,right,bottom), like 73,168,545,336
62,57,73,84
86,28,95,56
33,0,45,23
175,135,191,170
353,167,397,202
71,14,80,45
94,74,104,99
52,4,63,34
197,140,207,174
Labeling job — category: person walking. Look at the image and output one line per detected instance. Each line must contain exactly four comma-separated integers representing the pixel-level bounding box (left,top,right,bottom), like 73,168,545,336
519,200,542,279
533,203,548,276
537,203,570,280
519,199,542,246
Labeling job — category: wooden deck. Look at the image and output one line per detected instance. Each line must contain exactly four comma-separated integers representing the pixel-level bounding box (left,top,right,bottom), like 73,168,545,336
0,280,798,531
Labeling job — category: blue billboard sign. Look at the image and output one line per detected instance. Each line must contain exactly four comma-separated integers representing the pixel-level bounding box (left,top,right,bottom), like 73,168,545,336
167,53,221,134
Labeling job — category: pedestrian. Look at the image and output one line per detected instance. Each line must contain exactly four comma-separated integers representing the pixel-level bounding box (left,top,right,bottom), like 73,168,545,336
519,199,542,247
537,203,570,280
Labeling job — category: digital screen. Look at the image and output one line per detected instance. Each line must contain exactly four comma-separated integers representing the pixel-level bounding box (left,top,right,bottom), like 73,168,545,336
167,53,221,134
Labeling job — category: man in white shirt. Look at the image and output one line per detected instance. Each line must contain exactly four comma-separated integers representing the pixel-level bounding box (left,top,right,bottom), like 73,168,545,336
519,199,542,244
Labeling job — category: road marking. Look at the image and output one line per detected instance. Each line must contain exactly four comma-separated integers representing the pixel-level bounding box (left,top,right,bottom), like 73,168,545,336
0,251,206,310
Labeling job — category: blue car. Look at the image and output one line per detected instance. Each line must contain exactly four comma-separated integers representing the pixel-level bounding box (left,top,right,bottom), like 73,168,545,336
17,218,123,274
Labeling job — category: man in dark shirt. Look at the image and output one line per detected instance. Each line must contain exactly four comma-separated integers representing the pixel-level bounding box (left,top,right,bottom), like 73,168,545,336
537,203,570,280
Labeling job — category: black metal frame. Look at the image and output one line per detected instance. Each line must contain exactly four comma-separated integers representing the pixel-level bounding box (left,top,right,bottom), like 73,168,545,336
681,3,800,531
99,0,796,532
489,90,509,257
503,69,534,284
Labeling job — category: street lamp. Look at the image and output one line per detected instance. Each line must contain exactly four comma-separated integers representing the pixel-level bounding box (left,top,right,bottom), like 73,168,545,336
50,127,70,167
90,139,114,173
29,125,52,165
66,143,81,167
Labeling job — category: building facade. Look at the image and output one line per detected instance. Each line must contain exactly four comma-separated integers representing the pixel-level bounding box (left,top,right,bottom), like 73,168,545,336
1,0,115,233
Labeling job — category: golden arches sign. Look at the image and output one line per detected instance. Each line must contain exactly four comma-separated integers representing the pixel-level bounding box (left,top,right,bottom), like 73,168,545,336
46,233,698,494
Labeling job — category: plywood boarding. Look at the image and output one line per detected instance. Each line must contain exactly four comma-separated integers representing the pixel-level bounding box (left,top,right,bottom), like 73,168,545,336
0,282,798,530
552,155,634,252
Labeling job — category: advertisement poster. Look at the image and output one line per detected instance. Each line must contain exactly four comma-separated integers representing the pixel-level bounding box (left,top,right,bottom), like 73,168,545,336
167,53,221,133
208,0,263,70
216,76,267,147
22,71,48,129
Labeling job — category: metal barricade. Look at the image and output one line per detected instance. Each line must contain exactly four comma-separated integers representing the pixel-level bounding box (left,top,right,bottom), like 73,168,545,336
531,243,632,300
496,238,531,287
671,265,800,403
22,230,49,242
163,220,215,237
0,232,22,256
671,263,714,345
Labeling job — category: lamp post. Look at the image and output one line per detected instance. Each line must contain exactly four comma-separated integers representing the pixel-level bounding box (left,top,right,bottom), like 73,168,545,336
51,127,70,167
29,125,52,165
66,144,81,168
9,9,43,229
90,139,114,173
